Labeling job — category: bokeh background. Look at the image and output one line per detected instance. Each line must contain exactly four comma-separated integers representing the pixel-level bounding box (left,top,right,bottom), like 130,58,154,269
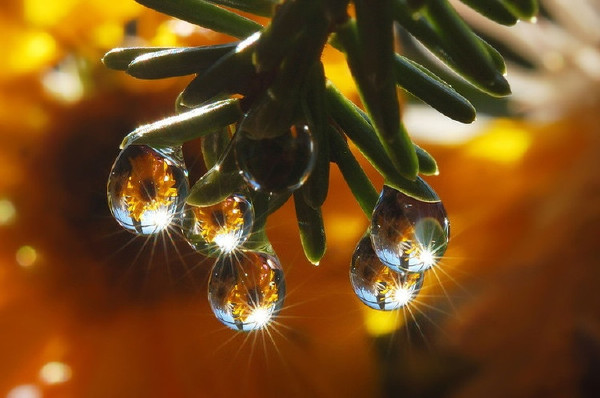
1,0,599,397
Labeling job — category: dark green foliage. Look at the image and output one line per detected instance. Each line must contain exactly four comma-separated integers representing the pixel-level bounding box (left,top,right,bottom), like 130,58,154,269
294,190,326,264
106,0,538,262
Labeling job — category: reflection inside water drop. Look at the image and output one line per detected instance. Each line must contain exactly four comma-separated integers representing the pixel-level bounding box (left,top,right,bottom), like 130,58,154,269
370,185,449,273
184,194,254,255
107,145,188,235
234,123,316,193
208,251,285,331
351,235,424,311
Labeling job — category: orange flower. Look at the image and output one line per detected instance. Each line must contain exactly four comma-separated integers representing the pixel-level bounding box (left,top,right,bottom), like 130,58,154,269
120,150,179,222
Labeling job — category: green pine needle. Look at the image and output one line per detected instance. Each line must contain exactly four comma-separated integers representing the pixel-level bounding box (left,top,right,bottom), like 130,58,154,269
106,0,538,263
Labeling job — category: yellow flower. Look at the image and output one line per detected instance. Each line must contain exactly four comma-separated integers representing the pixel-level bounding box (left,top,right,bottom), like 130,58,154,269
120,151,178,222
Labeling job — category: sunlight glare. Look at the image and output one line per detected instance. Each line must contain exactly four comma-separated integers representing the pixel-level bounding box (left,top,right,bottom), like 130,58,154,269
417,247,436,270
246,307,273,330
213,231,241,254
393,286,414,307
146,207,173,233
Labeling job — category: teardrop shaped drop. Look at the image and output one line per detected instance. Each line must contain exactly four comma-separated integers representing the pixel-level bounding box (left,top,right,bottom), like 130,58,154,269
208,251,285,331
370,185,449,273
183,195,254,256
107,145,189,235
234,123,316,193
351,235,424,311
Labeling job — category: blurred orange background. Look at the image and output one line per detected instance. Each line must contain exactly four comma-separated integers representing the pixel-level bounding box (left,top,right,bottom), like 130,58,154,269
1,1,599,397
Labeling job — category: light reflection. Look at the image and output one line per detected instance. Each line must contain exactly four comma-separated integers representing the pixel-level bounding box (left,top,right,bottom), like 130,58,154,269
416,246,436,271
208,252,285,331
351,236,425,311
393,286,415,307
184,195,253,256
0,199,16,225
39,361,72,385
236,31,260,53
166,19,197,37
245,306,274,330
107,145,188,236
15,246,37,268
145,207,174,233
213,231,241,254
6,384,41,398
42,56,85,103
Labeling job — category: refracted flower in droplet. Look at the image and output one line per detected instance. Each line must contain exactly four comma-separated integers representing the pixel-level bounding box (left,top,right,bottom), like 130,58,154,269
351,235,424,311
208,251,285,331
234,123,316,193
183,195,253,256
371,185,449,273
107,145,188,235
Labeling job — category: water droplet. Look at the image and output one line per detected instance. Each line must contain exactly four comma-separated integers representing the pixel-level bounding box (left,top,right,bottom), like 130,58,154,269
183,195,253,255
107,145,188,235
234,123,316,193
371,185,449,272
351,235,424,311
208,251,285,331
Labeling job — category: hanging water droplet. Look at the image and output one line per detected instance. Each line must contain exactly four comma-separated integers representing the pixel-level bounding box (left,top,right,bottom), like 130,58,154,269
351,235,424,311
208,251,285,331
234,123,316,193
371,185,449,273
107,145,188,235
183,195,254,255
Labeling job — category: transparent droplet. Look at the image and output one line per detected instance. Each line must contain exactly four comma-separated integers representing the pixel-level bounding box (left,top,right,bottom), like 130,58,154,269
351,235,424,311
183,195,253,255
107,145,188,235
371,185,449,273
234,123,316,193
208,251,285,331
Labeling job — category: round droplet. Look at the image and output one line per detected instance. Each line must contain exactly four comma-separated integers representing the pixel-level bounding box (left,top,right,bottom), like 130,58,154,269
208,251,285,331
107,145,188,235
183,195,254,255
351,235,424,311
371,185,449,273
234,123,316,193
